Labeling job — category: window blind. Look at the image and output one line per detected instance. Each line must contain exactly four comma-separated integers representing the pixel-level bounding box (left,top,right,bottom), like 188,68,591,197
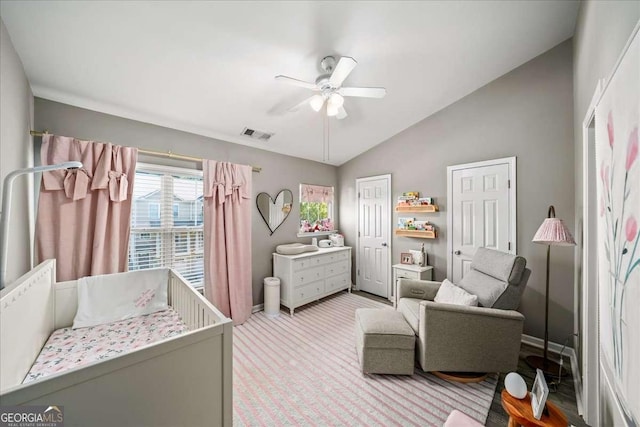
129,167,204,288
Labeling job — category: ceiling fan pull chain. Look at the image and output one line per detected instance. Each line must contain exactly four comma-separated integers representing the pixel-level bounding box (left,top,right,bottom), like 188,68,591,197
327,116,330,163
323,108,329,162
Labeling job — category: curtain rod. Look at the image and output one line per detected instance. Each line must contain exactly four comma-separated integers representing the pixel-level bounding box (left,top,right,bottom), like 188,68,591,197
30,130,262,173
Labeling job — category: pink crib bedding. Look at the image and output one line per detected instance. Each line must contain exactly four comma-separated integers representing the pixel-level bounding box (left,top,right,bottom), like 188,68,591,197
24,308,187,384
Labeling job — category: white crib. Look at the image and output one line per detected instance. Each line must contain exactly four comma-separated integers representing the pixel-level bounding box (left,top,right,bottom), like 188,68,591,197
0,260,232,427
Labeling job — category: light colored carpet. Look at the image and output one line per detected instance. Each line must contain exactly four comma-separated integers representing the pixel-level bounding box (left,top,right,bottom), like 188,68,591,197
233,292,497,426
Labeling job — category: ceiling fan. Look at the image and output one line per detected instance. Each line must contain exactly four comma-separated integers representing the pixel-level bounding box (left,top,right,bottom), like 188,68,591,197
275,56,386,120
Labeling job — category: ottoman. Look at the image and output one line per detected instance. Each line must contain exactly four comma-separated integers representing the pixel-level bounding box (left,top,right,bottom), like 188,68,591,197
355,308,415,375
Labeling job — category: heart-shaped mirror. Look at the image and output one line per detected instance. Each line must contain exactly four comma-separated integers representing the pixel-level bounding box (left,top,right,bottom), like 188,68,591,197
256,190,293,235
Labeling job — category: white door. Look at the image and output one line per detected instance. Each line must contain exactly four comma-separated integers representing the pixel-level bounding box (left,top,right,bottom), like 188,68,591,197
356,175,391,297
447,158,516,283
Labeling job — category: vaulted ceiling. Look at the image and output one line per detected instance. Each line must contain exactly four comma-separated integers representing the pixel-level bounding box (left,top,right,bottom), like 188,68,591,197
1,1,580,165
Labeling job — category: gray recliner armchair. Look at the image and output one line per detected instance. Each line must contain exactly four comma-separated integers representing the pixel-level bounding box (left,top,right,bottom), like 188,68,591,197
396,247,531,373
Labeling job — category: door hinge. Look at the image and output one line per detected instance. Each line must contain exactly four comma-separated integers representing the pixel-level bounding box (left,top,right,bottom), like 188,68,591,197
508,242,511,251
358,192,361,198
358,231,360,237
357,269,360,276
508,179,511,189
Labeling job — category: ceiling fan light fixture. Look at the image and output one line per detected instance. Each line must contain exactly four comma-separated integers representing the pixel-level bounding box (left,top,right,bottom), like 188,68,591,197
327,103,339,117
328,93,344,109
309,95,325,112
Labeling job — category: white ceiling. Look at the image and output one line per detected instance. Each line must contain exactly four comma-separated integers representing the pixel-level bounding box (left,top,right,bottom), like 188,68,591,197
1,1,579,166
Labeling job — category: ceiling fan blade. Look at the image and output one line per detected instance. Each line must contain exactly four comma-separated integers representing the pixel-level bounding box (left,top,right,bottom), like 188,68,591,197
340,87,387,98
329,56,357,87
287,95,317,112
336,106,348,120
275,75,318,90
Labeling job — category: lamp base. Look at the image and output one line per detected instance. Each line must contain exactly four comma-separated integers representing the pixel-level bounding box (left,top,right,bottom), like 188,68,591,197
525,355,568,377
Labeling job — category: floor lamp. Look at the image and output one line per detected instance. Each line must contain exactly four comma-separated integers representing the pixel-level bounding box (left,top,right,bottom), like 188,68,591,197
526,205,576,377
0,161,83,290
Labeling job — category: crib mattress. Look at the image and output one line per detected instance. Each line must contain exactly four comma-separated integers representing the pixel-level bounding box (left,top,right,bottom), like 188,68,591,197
24,308,187,384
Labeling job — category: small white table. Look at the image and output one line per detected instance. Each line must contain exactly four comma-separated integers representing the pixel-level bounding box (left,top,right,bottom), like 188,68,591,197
391,264,434,307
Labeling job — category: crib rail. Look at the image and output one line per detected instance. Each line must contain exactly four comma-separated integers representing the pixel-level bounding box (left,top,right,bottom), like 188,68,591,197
0,260,56,393
168,270,228,331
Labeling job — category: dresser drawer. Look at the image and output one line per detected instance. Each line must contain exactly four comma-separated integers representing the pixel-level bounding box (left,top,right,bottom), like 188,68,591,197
292,266,324,287
324,260,350,278
296,281,325,302
326,273,350,292
335,250,350,261
396,270,420,280
292,257,317,271
322,250,349,264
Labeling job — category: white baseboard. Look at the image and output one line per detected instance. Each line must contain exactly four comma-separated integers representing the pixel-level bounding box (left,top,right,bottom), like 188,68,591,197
252,303,264,314
521,334,583,416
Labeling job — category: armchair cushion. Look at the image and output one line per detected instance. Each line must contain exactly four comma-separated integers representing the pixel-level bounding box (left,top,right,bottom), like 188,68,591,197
396,297,421,333
458,247,529,309
434,279,478,306
458,270,506,308
471,247,526,283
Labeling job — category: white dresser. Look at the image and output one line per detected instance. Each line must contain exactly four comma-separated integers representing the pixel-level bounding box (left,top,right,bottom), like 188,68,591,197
273,247,352,316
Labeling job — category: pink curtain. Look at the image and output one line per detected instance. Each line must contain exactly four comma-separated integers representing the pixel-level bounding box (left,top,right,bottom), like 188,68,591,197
36,135,137,281
203,160,252,324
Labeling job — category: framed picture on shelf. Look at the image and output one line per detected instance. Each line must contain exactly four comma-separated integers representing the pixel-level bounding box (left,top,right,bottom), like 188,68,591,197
409,249,425,266
530,368,549,420
400,253,413,265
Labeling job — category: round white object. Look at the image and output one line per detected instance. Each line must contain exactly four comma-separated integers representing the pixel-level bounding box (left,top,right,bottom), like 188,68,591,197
504,372,527,399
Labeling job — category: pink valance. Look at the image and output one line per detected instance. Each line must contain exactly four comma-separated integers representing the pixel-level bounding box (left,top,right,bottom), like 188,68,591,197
203,160,251,204
301,184,333,203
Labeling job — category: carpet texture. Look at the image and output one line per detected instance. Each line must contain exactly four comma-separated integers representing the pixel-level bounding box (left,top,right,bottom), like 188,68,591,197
233,292,497,426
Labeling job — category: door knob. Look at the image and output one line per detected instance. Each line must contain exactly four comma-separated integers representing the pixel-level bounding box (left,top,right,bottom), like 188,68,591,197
454,250,461,255
381,243,388,247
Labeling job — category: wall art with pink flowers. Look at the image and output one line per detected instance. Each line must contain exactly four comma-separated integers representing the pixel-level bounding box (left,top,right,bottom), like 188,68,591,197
595,27,639,426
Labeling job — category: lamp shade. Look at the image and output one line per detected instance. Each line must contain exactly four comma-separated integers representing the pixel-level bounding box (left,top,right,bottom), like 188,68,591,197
328,93,344,108
532,218,576,246
326,104,339,117
309,95,324,112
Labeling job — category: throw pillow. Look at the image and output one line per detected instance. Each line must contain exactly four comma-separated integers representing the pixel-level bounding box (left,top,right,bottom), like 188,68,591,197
434,279,479,306
73,268,169,329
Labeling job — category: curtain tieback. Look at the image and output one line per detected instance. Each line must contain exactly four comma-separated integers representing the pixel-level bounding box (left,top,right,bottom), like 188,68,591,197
63,168,92,201
108,171,129,202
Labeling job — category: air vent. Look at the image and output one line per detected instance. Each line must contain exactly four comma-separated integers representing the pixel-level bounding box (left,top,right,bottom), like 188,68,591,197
241,127,273,142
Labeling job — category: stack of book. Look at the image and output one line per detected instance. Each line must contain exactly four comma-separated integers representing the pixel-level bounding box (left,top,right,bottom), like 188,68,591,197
397,192,435,207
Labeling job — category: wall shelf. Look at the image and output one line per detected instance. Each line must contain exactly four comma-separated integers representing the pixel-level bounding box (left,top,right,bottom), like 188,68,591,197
395,205,439,213
394,229,437,239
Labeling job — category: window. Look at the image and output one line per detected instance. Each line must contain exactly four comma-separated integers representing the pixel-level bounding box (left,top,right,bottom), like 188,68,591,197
148,203,160,220
298,184,336,236
129,164,204,288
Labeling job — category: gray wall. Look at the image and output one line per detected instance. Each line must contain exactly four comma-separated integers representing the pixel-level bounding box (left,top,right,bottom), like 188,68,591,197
338,40,575,344
573,2,639,426
34,98,337,304
0,18,33,285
